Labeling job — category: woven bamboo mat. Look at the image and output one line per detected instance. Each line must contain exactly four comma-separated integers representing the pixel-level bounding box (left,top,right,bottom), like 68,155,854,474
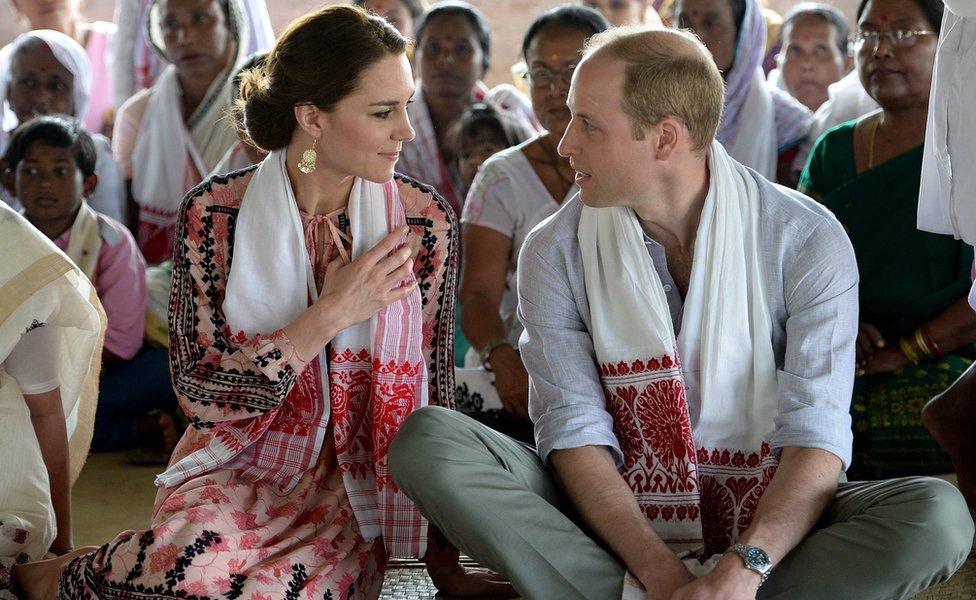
379,554,975,600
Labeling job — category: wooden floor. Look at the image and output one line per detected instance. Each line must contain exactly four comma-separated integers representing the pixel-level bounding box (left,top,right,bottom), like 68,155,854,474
73,454,975,599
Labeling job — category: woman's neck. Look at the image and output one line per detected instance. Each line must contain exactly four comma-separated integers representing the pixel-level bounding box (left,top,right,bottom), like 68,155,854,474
879,104,928,143
425,90,469,153
284,144,355,216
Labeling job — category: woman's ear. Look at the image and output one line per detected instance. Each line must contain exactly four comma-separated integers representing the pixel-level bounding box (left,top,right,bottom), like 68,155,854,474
293,104,326,140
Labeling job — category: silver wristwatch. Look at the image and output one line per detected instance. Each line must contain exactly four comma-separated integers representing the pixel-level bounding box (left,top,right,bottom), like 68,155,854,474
727,543,773,586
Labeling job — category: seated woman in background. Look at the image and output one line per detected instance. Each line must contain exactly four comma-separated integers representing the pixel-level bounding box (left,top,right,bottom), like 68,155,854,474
675,0,813,182
211,51,270,176
352,0,427,40
2,116,178,461
6,0,116,138
398,1,537,214
0,30,126,223
113,0,249,264
771,2,851,113
0,199,103,592
109,0,274,109
799,0,974,480
458,6,609,438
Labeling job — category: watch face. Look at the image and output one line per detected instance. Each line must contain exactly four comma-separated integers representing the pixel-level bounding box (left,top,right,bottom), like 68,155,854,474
746,547,770,568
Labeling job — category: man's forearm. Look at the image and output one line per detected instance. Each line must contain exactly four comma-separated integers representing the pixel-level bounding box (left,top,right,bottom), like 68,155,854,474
32,414,72,552
550,446,691,589
737,446,841,564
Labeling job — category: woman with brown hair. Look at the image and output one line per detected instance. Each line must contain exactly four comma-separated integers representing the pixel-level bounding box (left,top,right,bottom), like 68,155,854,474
10,6,472,599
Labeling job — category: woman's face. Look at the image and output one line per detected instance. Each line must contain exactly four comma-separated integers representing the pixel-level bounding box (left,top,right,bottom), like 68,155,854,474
856,0,938,112
582,0,646,27
415,13,485,103
674,0,738,74
361,0,416,39
7,40,75,124
10,0,78,31
317,53,416,184
159,0,234,82
525,25,591,137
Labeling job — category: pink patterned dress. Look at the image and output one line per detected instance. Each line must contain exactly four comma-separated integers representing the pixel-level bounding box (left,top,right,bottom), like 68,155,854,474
58,167,458,599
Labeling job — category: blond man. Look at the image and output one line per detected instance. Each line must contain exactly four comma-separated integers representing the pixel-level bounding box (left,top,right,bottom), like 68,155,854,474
389,27,973,600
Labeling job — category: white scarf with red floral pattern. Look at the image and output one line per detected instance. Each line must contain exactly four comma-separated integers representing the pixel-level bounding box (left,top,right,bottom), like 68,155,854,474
579,141,779,560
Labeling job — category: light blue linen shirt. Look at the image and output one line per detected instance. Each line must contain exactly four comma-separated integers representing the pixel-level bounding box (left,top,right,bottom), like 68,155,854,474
517,172,859,470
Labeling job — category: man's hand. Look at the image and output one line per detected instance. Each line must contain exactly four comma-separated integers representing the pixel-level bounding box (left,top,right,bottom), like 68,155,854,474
426,561,518,598
670,554,760,600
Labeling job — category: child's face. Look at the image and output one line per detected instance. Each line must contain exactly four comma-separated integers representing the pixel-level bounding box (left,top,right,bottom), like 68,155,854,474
13,142,93,223
459,125,508,188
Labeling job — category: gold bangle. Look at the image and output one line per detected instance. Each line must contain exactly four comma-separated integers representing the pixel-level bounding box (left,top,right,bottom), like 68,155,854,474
913,328,935,360
899,337,920,365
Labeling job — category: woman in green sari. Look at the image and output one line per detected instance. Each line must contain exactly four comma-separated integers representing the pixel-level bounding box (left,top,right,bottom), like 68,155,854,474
799,0,976,479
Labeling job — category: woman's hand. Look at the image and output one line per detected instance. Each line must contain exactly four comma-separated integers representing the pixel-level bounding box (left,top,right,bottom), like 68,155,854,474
319,226,416,331
856,323,886,368
488,345,530,421
861,345,912,376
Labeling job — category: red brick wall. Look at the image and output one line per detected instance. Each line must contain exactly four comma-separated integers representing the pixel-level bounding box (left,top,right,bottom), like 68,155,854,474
1,0,859,87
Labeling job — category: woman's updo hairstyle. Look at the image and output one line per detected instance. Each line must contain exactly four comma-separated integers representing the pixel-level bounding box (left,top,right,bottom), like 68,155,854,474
236,5,407,152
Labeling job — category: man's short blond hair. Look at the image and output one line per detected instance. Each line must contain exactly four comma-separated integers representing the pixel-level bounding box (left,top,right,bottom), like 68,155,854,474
584,27,724,153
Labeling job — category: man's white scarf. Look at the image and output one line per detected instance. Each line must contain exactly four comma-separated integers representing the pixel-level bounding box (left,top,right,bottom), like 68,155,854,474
579,141,779,559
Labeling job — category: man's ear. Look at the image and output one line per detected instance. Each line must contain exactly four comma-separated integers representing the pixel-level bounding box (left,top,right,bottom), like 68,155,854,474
655,117,682,160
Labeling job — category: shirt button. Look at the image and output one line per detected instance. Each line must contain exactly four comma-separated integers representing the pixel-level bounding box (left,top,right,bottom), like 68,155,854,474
663,284,673,292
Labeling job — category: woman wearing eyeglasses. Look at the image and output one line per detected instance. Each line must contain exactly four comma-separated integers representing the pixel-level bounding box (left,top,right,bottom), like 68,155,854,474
799,0,976,480
457,6,609,433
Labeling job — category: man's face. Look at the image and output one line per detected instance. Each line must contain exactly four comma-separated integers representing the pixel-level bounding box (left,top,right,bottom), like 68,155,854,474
777,14,848,111
558,55,655,209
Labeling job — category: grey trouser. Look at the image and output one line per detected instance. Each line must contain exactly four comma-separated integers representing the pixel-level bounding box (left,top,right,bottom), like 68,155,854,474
389,406,975,600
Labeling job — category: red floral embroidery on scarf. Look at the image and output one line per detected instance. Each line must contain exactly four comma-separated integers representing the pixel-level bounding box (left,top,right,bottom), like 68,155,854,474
601,356,779,555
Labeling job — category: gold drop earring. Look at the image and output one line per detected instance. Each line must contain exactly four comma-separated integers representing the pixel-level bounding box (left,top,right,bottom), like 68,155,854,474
298,137,318,174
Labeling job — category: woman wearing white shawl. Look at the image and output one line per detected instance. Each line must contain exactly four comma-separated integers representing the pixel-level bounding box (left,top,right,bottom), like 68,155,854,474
398,2,537,215
0,202,104,597
675,0,814,181
113,0,249,265
0,30,127,223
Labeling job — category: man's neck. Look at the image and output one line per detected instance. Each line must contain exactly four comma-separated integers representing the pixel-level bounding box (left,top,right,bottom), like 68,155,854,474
631,157,709,253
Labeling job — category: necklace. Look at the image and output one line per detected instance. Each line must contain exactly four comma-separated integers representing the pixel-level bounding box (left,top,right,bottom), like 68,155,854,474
867,114,882,170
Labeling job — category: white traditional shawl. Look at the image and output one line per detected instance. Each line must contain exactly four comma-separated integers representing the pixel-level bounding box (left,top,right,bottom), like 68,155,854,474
130,0,249,219
64,202,103,282
579,141,779,560
160,151,430,557
0,203,104,561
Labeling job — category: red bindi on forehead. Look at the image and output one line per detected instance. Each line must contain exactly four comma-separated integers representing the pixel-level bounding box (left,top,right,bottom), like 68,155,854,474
880,14,889,23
